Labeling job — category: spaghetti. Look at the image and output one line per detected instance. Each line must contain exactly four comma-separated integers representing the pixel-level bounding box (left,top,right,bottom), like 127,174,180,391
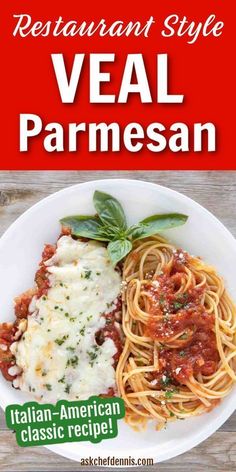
116,235,236,429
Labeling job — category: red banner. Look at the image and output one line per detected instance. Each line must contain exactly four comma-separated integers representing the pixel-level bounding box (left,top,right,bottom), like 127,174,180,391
1,0,234,169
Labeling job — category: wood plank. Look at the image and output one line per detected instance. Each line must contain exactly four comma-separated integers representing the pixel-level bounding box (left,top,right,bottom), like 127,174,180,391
0,430,235,471
0,171,236,236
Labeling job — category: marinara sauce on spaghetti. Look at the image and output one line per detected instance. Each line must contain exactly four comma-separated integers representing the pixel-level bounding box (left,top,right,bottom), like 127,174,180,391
117,235,236,430
145,250,219,384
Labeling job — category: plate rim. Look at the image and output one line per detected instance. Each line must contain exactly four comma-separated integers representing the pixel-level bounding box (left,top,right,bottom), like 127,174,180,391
0,178,236,465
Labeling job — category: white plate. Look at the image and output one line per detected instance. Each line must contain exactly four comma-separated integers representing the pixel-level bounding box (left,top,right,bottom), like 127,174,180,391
0,179,236,465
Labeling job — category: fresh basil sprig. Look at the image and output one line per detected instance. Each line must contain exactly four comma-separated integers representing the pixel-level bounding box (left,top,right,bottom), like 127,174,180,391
60,190,188,265
107,239,132,266
127,213,188,241
60,215,111,241
93,190,127,232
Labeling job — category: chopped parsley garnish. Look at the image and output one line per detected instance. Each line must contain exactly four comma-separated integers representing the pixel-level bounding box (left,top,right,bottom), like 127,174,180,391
42,369,47,377
42,296,47,301
69,317,76,322
54,306,59,310
84,270,92,279
159,295,165,306
179,333,188,340
87,351,97,361
160,375,172,387
66,355,79,368
87,346,100,366
66,346,75,352
64,313,69,317
173,301,183,310
177,292,188,300
79,326,85,336
66,296,70,300
179,350,186,357
96,272,101,276
58,376,65,383
165,391,174,399
54,335,69,345
165,389,178,399
169,411,175,417
173,293,189,310
65,384,71,394
45,384,52,391
87,315,93,321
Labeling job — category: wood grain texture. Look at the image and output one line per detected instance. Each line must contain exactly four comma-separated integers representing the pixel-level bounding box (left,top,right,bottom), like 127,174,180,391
0,170,236,472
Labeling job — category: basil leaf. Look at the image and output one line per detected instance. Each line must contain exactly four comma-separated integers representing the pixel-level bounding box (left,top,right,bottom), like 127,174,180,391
129,213,188,241
60,216,111,241
107,239,132,266
93,191,127,231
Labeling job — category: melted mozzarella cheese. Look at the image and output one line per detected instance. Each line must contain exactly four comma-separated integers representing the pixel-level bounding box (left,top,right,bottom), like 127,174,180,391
11,236,121,402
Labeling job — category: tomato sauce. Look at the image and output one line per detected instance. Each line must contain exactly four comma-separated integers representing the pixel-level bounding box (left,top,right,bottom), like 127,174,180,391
100,387,115,398
0,322,18,380
96,298,123,397
96,297,123,365
146,250,219,385
34,244,56,296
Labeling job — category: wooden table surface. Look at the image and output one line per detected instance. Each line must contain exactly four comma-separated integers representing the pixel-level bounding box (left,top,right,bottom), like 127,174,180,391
0,171,236,472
